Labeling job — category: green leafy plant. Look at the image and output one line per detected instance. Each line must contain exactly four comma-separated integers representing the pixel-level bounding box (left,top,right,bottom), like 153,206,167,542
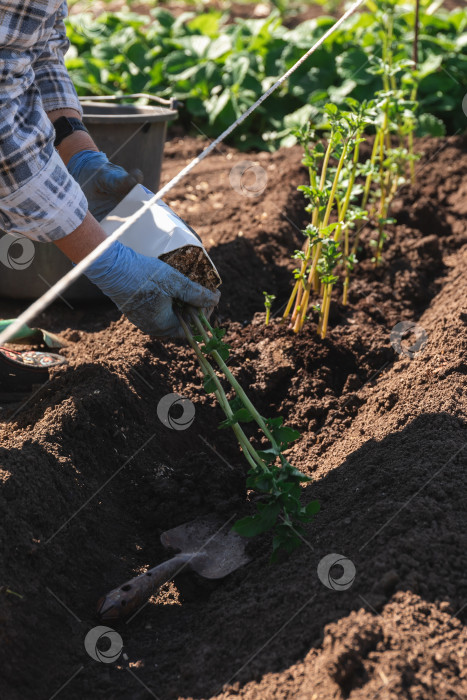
279,0,428,336
263,292,276,325
282,100,374,337
282,90,419,335
66,3,466,150
358,2,419,264
177,307,319,558
0,586,23,599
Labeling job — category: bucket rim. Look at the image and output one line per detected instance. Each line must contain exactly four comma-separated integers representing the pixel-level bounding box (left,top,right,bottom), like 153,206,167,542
80,102,178,124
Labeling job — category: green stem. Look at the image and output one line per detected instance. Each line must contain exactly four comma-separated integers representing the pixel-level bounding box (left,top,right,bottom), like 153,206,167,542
282,279,299,322
288,133,335,324
408,83,418,184
320,283,332,339
382,12,394,92
361,133,380,211
413,0,420,69
334,136,361,244
296,137,350,332
322,139,349,229
178,312,265,473
343,225,350,305
317,134,335,211
193,310,281,454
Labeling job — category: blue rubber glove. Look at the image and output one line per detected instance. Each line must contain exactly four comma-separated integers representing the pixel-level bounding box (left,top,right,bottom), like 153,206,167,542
84,241,220,338
67,150,143,222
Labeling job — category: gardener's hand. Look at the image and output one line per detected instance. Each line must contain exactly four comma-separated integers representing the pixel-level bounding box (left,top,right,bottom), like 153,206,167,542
67,150,143,222
83,240,220,338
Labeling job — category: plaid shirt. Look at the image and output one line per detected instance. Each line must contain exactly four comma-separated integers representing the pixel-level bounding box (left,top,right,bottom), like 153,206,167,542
0,1,88,242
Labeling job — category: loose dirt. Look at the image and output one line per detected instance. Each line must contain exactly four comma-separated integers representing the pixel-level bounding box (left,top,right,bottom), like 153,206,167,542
0,133,466,700
160,245,220,292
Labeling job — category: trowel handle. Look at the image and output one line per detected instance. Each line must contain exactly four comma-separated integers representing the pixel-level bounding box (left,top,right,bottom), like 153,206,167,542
97,553,192,621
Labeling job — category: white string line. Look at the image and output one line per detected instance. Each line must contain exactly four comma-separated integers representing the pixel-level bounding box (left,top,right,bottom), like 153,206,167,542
0,0,366,348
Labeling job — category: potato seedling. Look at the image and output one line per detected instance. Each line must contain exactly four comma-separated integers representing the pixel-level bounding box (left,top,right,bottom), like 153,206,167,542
263,292,276,325
0,587,23,599
282,101,373,337
280,0,422,335
357,0,420,265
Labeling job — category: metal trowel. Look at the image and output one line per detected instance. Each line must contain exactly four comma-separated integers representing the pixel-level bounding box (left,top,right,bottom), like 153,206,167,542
97,515,250,621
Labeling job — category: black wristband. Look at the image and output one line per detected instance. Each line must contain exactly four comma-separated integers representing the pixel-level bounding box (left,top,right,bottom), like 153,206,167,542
53,116,89,148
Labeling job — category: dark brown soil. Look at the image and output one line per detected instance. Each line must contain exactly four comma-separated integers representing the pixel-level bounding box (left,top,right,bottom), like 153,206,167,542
0,132,466,700
160,245,220,291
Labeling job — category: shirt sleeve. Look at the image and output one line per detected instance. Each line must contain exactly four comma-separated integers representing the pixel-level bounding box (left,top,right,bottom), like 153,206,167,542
32,1,83,116
0,2,88,243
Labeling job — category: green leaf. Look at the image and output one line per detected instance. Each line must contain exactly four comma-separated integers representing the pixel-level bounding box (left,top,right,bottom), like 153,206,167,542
200,332,231,361
278,480,301,501
187,12,222,38
232,502,281,537
304,500,320,516
266,416,283,429
257,449,279,466
149,7,175,29
416,113,446,137
283,103,316,130
416,53,443,79
126,41,148,67
271,425,301,447
175,35,211,58
337,48,374,85
163,51,197,75
203,374,217,394
212,327,227,340
228,397,244,413
206,88,236,127
207,35,232,60
218,408,254,428
279,463,311,483
271,522,302,559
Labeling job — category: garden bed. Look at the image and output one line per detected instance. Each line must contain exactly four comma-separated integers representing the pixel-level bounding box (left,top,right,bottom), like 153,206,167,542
0,132,466,699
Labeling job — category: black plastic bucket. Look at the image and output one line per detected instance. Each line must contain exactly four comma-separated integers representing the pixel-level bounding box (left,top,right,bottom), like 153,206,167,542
80,95,178,192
